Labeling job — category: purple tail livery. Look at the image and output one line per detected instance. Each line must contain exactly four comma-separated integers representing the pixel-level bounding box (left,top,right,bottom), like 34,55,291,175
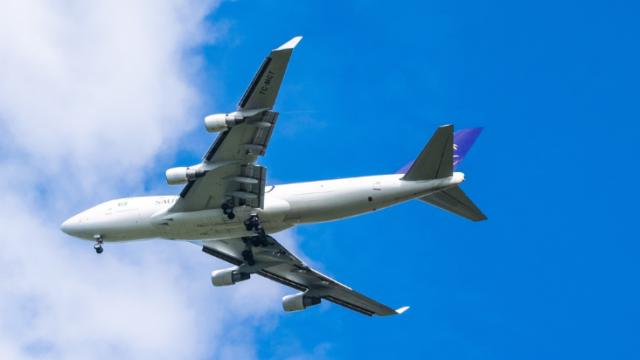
395,127,483,174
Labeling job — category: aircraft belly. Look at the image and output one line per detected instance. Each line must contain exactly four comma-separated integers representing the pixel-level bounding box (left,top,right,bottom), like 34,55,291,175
279,176,447,224
159,196,294,241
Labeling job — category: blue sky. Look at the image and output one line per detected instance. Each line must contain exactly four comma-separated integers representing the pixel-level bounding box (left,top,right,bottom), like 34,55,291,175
1,1,639,359
175,1,640,358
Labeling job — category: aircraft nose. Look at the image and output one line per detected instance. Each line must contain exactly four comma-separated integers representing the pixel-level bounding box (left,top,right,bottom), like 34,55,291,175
60,218,74,235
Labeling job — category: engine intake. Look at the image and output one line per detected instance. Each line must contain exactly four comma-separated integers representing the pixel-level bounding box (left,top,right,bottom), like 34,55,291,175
204,113,244,133
166,167,206,186
282,292,321,312
211,268,250,287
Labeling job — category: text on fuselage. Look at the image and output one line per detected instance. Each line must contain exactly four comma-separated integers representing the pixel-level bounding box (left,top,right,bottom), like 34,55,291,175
259,71,275,95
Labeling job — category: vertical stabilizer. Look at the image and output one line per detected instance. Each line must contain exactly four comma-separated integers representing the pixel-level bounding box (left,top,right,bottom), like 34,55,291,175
396,127,484,175
401,125,454,181
453,128,483,170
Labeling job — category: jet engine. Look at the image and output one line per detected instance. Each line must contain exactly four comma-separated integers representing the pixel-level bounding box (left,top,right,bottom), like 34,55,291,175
282,292,321,312
165,167,206,186
211,267,250,287
204,113,244,133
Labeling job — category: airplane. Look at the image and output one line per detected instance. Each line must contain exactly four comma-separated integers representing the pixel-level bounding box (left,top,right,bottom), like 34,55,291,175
60,37,487,317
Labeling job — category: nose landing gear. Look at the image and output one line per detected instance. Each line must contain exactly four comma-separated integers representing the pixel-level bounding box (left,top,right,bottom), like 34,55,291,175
93,235,104,254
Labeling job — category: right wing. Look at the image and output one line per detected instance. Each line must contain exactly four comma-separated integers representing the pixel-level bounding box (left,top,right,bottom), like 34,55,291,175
237,36,302,111
196,236,409,317
169,38,301,213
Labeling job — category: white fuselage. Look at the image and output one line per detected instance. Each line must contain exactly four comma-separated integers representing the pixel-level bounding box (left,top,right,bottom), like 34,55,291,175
61,173,465,242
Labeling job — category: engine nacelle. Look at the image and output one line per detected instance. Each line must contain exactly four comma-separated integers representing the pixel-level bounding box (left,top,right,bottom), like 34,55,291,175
282,292,321,312
204,113,244,133
165,167,205,186
211,268,250,287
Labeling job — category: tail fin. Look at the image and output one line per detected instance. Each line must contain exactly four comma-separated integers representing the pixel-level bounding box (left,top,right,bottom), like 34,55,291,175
397,126,487,221
418,187,487,221
453,128,483,170
396,127,484,176
401,125,454,181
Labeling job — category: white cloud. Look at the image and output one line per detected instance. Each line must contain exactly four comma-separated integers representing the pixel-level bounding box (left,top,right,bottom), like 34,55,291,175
0,1,307,359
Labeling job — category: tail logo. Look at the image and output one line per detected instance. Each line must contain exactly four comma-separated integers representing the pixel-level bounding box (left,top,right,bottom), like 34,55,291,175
453,143,460,167
394,127,483,174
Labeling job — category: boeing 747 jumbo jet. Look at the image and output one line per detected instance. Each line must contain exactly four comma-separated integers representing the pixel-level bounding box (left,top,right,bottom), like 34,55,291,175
61,37,486,317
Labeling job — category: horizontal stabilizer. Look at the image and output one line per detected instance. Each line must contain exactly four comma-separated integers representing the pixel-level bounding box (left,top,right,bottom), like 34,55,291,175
402,125,453,181
418,186,487,222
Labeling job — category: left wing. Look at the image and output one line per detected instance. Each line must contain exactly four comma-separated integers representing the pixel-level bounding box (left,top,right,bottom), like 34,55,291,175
169,37,301,213
196,236,409,317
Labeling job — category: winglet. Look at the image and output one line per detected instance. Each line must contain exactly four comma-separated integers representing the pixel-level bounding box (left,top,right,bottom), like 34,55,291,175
276,36,303,51
395,306,410,315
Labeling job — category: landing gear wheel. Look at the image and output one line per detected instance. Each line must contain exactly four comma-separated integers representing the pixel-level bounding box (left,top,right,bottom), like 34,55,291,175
221,203,229,211
223,207,233,215
227,213,236,220
242,249,255,266
93,235,104,254
245,225,253,231
244,219,251,226
251,237,262,247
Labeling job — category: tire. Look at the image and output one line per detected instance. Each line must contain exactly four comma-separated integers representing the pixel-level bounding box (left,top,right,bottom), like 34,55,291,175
227,213,236,220
248,259,256,266
245,226,253,231
244,219,251,226
96,247,103,254
221,203,229,210
223,207,232,215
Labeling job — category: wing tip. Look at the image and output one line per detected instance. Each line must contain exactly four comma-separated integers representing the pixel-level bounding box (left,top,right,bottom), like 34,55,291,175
395,306,410,315
276,36,303,51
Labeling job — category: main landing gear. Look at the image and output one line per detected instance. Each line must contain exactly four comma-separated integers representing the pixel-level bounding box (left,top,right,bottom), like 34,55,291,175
93,235,104,254
240,215,271,266
221,202,236,220
244,214,262,232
